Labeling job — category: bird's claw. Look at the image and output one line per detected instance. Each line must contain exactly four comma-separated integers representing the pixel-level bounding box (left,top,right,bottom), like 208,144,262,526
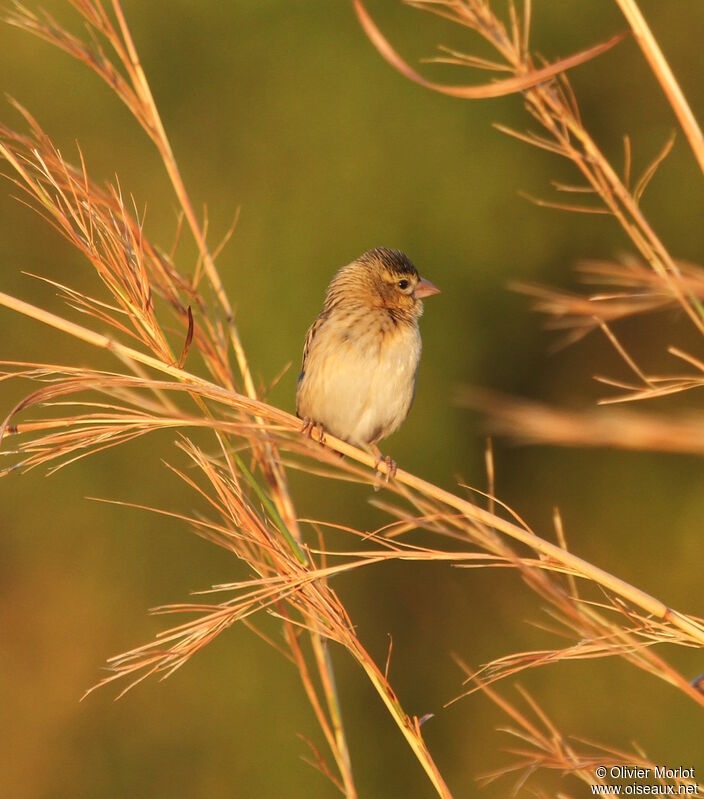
374,453,397,484
301,417,326,445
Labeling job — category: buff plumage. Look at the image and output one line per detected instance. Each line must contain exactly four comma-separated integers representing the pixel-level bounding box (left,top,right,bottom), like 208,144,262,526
296,248,439,452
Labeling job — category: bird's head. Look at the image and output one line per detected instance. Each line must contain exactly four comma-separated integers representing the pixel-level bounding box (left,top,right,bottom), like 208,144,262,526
327,247,439,320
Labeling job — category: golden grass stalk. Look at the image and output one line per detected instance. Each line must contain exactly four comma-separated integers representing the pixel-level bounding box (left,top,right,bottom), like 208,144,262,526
354,0,704,522
4,289,704,792
4,288,704,685
2,1,704,795
2,286,703,638
458,388,704,456
353,0,626,100
5,0,357,790
4,302,704,791
355,0,704,337
457,664,704,795
509,257,704,346
614,0,704,175
480,259,704,432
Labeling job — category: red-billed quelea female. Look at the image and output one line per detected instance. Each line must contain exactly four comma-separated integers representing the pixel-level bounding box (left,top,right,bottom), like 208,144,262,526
296,247,439,477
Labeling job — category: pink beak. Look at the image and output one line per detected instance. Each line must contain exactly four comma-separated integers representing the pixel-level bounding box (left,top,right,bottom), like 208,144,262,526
415,277,440,299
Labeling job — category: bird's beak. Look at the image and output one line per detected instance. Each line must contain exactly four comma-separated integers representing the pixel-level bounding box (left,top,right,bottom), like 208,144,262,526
415,277,440,298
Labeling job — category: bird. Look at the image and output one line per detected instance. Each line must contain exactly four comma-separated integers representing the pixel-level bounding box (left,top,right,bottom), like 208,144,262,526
296,247,439,478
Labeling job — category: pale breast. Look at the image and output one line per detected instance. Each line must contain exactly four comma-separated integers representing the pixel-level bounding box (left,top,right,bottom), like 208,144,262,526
297,309,421,447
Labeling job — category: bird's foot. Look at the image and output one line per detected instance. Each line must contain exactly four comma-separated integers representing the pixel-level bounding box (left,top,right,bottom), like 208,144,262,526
373,451,397,484
301,417,326,445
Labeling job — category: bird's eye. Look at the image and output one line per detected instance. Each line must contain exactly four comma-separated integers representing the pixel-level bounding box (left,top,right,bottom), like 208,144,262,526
397,279,409,290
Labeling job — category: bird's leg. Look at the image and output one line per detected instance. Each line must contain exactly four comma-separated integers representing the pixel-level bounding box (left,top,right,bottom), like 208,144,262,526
371,444,397,484
380,454,398,482
301,417,326,445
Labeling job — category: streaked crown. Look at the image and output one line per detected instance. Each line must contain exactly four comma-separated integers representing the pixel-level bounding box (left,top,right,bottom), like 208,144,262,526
357,247,419,279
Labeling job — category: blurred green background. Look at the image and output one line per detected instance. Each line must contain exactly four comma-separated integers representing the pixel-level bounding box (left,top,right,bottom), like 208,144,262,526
1,1,703,797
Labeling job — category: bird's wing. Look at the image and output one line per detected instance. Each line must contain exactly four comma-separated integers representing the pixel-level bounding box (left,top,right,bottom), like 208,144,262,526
299,310,329,381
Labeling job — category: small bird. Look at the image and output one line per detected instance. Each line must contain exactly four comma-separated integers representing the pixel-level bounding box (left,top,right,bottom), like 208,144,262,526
296,247,439,476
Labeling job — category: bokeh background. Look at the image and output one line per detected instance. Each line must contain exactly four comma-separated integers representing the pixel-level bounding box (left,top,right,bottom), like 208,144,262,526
1,1,703,797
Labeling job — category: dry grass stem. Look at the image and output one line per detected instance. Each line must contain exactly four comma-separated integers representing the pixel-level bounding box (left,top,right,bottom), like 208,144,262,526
356,0,704,336
613,0,704,174
2,0,702,794
454,665,704,795
459,388,704,456
353,0,626,99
